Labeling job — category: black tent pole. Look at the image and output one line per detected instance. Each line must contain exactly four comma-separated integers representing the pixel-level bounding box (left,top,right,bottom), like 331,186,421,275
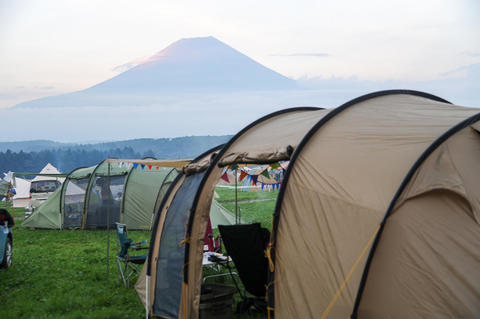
235,168,238,224
106,162,111,280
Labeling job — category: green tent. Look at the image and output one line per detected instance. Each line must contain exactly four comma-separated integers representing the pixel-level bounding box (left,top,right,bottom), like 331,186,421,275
23,159,179,230
209,199,241,228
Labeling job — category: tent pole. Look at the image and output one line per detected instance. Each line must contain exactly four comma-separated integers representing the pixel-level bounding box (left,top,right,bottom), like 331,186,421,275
106,163,111,280
235,168,238,224
8,183,15,229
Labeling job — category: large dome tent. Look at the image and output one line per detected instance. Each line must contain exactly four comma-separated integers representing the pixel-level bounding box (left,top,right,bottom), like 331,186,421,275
141,90,480,319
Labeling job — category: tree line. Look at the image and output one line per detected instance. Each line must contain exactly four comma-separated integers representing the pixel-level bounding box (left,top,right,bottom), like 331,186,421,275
0,147,153,175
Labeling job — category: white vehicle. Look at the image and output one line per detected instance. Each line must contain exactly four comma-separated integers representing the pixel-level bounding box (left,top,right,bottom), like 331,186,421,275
24,163,64,218
25,180,62,217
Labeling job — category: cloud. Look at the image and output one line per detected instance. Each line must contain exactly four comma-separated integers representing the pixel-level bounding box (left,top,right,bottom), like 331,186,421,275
270,53,330,57
112,55,152,72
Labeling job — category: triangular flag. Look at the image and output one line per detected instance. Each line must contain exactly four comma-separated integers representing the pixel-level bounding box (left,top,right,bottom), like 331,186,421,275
133,163,139,169
140,164,145,170
261,169,270,179
221,172,230,183
251,175,258,185
118,161,122,167
148,165,152,170
261,183,264,190
231,164,239,170
239,170,248,182
156,166,160,170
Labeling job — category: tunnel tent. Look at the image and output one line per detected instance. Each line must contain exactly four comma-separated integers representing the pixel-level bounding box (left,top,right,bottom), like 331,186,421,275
23,158,183,230
142,90,480,319
142,107,328,318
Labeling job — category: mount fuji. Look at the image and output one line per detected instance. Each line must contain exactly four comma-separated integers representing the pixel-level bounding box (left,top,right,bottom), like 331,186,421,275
15,37,298,108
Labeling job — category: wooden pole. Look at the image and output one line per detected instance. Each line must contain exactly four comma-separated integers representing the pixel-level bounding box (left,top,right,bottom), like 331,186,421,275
8,183,15,228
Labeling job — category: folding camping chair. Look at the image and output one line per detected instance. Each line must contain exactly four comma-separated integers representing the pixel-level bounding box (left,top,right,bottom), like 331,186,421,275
115,223,148,287
218,223,270,313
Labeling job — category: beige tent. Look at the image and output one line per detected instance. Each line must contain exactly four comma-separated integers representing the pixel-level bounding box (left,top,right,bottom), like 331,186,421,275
141,90,480,318
31,163,65,183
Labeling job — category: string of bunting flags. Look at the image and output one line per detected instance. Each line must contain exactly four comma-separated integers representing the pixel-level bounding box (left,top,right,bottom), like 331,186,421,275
220,162,288,190
113,159,287,190
116,161,162,171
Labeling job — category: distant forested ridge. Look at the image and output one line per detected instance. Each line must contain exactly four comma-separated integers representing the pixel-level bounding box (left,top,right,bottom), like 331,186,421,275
0,135,231,174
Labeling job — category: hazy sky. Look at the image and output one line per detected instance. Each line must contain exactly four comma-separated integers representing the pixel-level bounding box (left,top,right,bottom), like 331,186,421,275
1,0,479,108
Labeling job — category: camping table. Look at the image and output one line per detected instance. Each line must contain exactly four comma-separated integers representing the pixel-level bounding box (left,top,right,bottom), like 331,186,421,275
202,252,237,283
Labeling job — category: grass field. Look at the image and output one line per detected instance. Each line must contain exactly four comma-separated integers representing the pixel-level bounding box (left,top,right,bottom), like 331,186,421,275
0,225,148,319
0,188,276,318
215,187,279,230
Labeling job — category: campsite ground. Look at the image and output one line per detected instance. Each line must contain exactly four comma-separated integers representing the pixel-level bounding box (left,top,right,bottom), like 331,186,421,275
0,226,147,319
0,188,277,318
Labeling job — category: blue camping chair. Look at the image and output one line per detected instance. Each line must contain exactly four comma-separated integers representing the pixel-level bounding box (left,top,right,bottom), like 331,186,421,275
115,223,148,287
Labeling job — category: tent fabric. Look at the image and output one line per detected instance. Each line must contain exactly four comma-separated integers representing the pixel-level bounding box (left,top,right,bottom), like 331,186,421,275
274,94,480,318
143,92,480,319
358,191,480,318
123,167,178,230
209,199,237,228
218,223,270,297
135,197,234,310
22,159,179,230
31,163,65,183
22,187,61,228
12,177,31,207
218,109,329,166
357,125,480,318
135,261,148,307
153,172,206,318
185,108,325,319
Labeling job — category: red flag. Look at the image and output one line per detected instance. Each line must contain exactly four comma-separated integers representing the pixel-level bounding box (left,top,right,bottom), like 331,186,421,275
239,170,248,182
156,166,159,170
221,172,230,183
148,165,152,170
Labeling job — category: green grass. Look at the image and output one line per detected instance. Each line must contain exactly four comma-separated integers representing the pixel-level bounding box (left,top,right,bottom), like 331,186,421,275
0,191,276,319
0,227,149,319
215,187,279,230
220,201,276,230
215,187,278,202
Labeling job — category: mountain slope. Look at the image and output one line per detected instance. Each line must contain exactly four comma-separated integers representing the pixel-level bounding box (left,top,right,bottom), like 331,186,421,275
15,36,297,108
